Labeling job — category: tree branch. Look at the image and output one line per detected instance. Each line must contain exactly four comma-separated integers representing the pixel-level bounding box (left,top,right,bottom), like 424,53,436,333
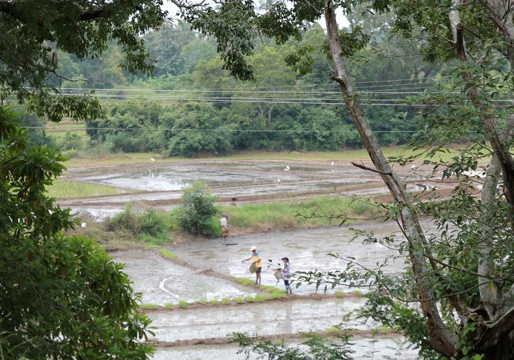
351,161,392,176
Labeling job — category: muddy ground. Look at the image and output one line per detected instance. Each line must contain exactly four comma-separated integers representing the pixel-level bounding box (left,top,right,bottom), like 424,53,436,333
111,222,427,359
58,157,451,359
57,157,454,220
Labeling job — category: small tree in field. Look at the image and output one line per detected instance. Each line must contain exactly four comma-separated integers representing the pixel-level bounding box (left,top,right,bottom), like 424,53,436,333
179,181,219,236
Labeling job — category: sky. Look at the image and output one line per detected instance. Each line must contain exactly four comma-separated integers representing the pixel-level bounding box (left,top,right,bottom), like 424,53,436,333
161,1,349,28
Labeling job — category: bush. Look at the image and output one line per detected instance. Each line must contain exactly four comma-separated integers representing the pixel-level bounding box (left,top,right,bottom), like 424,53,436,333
179,182,218,236
107,204,169,243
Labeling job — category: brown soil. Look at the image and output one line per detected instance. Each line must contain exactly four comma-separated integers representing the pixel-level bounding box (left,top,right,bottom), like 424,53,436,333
141,292,360,313
58,157,454,214
148,327,403,348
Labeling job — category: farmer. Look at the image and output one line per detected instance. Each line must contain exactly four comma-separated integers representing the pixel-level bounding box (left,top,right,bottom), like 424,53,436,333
242,246,262,285
281,257,292,295
219,214,229,238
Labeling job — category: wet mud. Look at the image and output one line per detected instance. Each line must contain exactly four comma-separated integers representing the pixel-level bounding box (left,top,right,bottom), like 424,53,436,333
58,158,450,220
110,221,433,359
64,158,438,358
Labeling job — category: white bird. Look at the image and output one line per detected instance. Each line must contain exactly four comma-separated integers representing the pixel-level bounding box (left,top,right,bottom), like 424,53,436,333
284,165,290,171
150,157,156,162
331,161,334,166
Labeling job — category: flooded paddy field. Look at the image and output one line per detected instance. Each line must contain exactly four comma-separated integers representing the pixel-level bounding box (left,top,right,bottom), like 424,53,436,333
111,222,433,359
58,157,446,220
61,157,441,358
152,337,418,360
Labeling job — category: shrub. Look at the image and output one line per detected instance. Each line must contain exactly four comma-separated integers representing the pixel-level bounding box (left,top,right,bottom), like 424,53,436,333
179,181,218,236
106,203,169,243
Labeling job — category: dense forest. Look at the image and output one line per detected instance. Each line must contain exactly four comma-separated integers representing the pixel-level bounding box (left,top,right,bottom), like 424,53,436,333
31,11,438,157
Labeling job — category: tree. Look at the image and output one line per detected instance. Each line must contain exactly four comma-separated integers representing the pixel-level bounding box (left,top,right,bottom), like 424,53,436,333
0,0,165,121
179,182,219,236
0,108,153,359
143,21,198,77
173,0,514,357
0,1,166,358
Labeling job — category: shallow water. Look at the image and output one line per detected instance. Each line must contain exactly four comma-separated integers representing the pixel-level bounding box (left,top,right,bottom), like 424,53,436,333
151,337,419,360
64,158,441,358
61,158,430,220
110,222,434,359
166,223,417,295
112,250,260,306
148,297,369,343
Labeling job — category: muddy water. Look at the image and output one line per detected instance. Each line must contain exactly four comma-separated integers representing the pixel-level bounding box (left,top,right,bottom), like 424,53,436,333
148,298,371,343
76,160,376,192
152,338,418,360
166,222,421,295
112,249,260,306
111,222,430,359
60,158,443,220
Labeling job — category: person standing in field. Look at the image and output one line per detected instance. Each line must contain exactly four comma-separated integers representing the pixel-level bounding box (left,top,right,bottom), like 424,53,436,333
242,246,262,285
281,257,292,295
220,214,229,238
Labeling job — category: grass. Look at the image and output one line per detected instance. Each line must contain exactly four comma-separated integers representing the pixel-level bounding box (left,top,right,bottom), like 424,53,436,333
159,248,178,260
58,147,469,169
140,303,159,309
236,277,256,287
260,285,283,294
47,179,128,199
63,152,170,168
144,244,159,250
219,196,380,234
157,294,287,310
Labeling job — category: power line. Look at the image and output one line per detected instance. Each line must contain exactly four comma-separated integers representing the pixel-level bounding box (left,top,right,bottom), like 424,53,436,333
24,126,429,134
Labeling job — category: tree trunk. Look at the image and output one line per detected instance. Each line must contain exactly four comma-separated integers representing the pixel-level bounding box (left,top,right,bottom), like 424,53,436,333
450,1,514,354
323,0,457,356
454,0,514,209
479,155,502,319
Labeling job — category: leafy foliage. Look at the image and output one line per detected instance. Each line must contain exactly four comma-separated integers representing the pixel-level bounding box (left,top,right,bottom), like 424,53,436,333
0,108,153,358
0,0,165,120
179,181,219,236
232,332,354,360
107,204,170,244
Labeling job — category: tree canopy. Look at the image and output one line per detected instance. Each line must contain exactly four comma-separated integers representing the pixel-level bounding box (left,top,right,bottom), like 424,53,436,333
0,1,167,358
0,0,165,121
